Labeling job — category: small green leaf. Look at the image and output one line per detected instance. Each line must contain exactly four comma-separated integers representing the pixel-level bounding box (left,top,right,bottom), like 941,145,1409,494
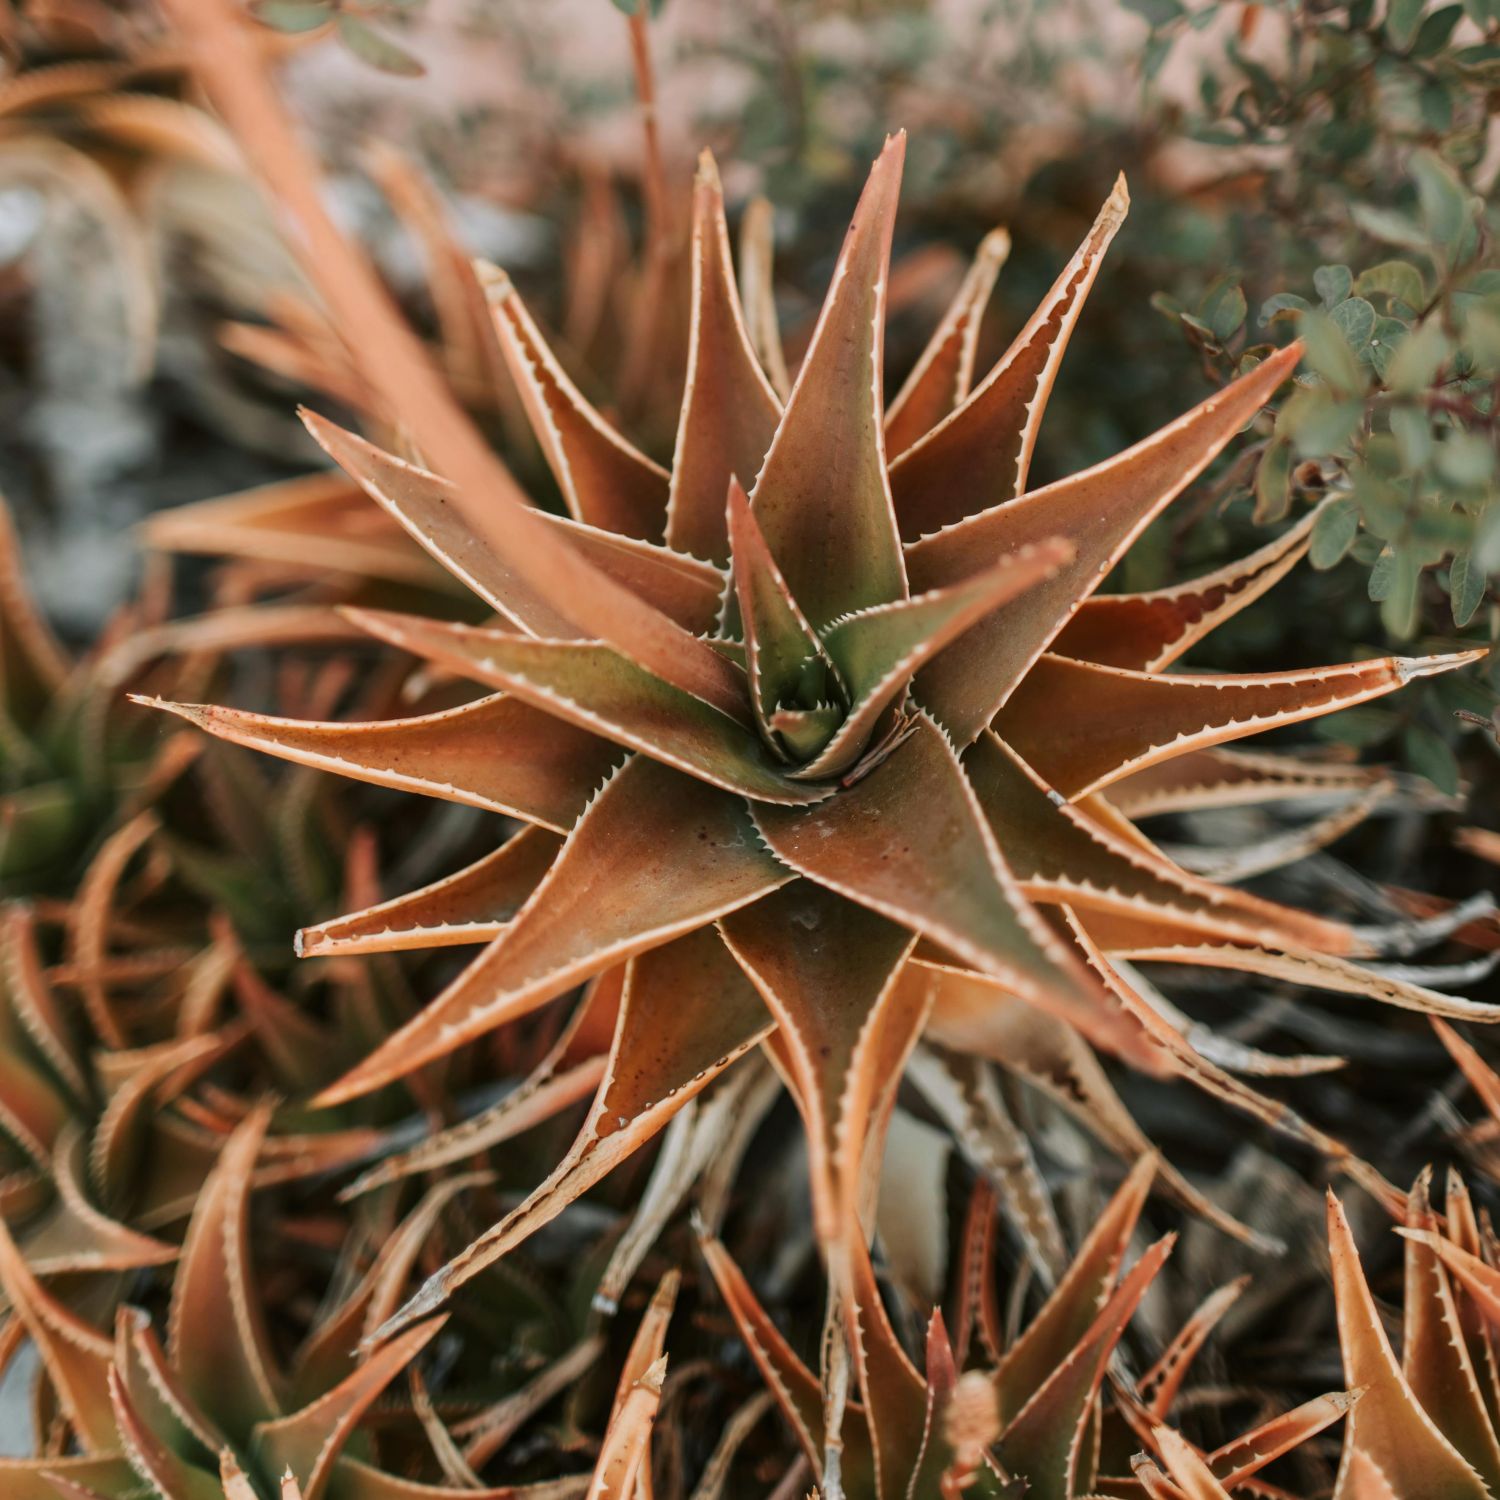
1299,310,1365,395
1314,265,1353,308
1410,148,1472,254
1200,278,1247,341
1253,439,1293,523
1385,0,1426,48
1260,292,1312,326
1143,30,1175,77
1370,317,1411,381
1389,405,1432,468
1354,471,1406,542
336,15,425,75
1450,545,1486,626
1150,292,1185,323
248,0,331,29
1355,261,1427,313
1331,297,1376,351
1478,504,1500,572
1352,204,1428,252
1379,548,1422,637
1437,430,1496,486
1281,385,1364,457
1387,318,1450,393
1419,79,1455,131
1412,4,1464,54
1403,722,1460,795
1310,497,1360,569
1460,305,1500,373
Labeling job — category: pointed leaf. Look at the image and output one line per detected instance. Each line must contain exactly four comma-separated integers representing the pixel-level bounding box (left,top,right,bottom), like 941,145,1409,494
1154,1427,1234,1500
727,478,838,737
885,228,1010,459
1400,1174,1500,1493
1433,1019,1500,1125
924,968,1269,1244
996,1155,1155,1423
999,1234,1174,1500
1139,1278,1248,1421
107,1367,224,1500
254,1318,446,1500
994,648,1485,800
737,195,791,400
1063,912,1404,1219
114,1309,221,1471
1106,746,1390,818
375,925,772,1332
0,1215,116,1451
456,1336,604,1470
910,948,1160,1074
586,1359,665,1500
344,611,821,806
0,971,72,1168
888,182,1128,541
749,136,908,629
168,1103,282,1434
298,825,562,957
699,1231,874,1493
1327,1191,1490,1500
90,1033,234,1216
317,756,788,1105
137,693,618,833
1,905,86,1102
294,1176,489,1397
1440,1171,1500,1444
800,539,1072,779
966,732,1353,953
139,471,444,590
480,266,669,540
1400,1230,1500,1341
1206,1390,1359,1486
305,416,724,633
159,0,749,724
24,1125,178,1274
340,972,620,1199
721,884,915,1243
1093,938,1500,1023
666,154,783,563
0,496,69,721
905,1046,1069,1283
1051,506,1317,672
842,1227,930,1500
1,1458,136,1500
906,343,1304,742
755,715,1111,1029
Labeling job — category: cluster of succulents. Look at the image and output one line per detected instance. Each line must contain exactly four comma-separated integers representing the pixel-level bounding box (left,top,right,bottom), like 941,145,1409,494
0,2,1495,1499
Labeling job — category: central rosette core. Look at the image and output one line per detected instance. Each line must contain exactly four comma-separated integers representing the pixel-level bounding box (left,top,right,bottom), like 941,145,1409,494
761,652,852,765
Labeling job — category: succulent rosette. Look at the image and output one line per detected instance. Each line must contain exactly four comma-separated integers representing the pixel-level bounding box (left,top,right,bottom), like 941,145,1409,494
139,123,1489,1298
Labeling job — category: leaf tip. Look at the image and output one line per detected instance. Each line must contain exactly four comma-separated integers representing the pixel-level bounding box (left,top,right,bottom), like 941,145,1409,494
1397,647,1488,684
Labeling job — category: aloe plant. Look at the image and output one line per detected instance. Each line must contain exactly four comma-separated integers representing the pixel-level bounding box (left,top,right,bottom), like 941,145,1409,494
0,1102,642,1500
